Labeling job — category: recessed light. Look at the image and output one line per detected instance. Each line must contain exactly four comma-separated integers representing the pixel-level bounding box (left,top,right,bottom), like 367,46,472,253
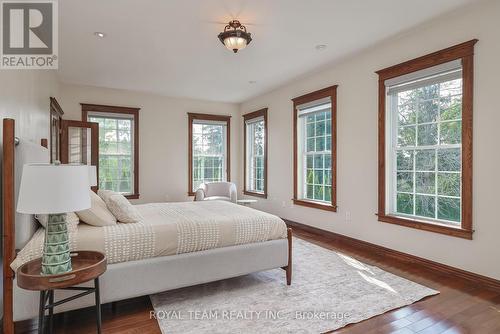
315,44,327,51
94,32,106,38
248,80,257,84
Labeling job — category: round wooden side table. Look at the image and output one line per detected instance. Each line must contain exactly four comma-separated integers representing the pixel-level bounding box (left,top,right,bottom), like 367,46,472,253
17,251,107,334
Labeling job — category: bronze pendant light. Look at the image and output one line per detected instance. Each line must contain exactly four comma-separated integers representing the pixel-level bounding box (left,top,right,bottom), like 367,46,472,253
218,20,252,53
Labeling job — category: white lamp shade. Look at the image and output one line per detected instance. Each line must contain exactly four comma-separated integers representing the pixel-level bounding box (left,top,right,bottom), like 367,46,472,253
88,165,97,187
17,164,91,214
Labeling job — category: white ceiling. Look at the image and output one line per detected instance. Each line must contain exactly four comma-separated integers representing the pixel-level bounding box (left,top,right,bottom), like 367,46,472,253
58,0,477,103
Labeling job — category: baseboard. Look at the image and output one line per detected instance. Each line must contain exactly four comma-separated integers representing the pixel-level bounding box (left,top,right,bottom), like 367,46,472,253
284,219,500,292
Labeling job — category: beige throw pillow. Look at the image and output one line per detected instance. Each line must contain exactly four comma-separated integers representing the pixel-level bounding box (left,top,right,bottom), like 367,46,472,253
97,189,117,206
76,190,117,227
106,194,142,223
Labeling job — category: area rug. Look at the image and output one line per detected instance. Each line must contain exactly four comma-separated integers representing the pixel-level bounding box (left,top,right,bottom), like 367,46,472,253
150,238,438,333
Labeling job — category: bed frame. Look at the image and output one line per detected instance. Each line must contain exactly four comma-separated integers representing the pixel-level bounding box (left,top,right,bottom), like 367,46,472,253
2,118,293,333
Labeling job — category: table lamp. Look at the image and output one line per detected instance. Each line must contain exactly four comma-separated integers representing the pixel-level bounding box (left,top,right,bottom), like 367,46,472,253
17,163,91,275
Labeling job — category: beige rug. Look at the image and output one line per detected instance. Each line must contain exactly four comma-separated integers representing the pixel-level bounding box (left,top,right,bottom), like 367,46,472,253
150,238,438,333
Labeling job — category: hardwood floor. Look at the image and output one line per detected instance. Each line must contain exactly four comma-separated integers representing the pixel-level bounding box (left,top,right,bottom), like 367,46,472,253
15,225,500,333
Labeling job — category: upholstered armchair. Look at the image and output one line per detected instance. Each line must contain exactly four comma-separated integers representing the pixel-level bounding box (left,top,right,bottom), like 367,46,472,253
194,182,237,203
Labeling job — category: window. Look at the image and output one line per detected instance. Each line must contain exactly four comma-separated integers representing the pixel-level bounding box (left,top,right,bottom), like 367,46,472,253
292,86,337,211
188,113,231,195
243,108,267,198
377,40,477,239
82,104,140,199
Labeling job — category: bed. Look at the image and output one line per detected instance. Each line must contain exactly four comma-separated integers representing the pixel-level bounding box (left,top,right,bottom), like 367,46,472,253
2,118,292,333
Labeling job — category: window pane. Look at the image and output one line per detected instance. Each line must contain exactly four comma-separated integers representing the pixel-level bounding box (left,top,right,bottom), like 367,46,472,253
314,185,324,201
398,103,416,126
397,150,414,171
440,121,461,145
438,148,461,171
398,126,416,147
440,96,462,121
437,172,460,197
417,123,438,146
396,193,413,214
306,169,314,184
418,99,439,123
415,172,435,194
417,84,439,100
397,172,413,192
307,138,315,152
415,149,435,171
314,154,323,169
437,197,461,223
316,137,325,151
306,155,313,168
306,123,315,137
324,186,331,202
415,195,435,218
325,135,331,151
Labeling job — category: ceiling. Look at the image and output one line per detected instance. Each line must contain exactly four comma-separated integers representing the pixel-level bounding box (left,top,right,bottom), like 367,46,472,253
58,0,477,103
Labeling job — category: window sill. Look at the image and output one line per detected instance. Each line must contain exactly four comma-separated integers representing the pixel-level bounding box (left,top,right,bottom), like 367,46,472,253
378,214,473,240
293,199,337,212
243,190,267,199
125,194,140,200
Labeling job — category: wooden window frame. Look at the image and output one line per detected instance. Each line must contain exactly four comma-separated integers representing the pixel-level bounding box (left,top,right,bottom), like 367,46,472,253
81,103,140,200
188,113,231,196
243,108,268,198
292,85,338,212
49,97,64,163
376,40,477,239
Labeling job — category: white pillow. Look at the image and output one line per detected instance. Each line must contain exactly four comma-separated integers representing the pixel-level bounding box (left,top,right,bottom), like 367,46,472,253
35,212,80,228
76,190,117,227
97,189,118,206
107,194,142,223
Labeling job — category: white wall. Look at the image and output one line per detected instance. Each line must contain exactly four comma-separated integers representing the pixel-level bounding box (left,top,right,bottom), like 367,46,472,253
239,0,500,280
0,70,59,317
58,84,240,204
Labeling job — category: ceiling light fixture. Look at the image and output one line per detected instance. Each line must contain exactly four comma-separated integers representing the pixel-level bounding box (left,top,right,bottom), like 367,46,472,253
218,20,252,53
315,44,327,51
94,32,106,38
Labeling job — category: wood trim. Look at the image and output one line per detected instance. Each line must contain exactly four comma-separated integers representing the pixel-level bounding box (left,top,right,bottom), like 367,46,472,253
292,199,337,212
292,85,338,211
242,108,268,199
81,103,140,114
284,219,500,292
378,214,472,239
376,40,478,80
3,119,15,334
187,113,231,195
49,97,64,163
82,104,140,199
376,40,477,238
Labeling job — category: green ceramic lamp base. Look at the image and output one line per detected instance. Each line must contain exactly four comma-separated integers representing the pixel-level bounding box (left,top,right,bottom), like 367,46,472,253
41,213,72,275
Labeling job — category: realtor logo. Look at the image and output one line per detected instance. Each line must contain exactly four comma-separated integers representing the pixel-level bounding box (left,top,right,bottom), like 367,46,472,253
1,1,58,69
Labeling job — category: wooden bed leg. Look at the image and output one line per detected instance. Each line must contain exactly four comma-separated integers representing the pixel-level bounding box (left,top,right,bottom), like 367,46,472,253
281,228,292,285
